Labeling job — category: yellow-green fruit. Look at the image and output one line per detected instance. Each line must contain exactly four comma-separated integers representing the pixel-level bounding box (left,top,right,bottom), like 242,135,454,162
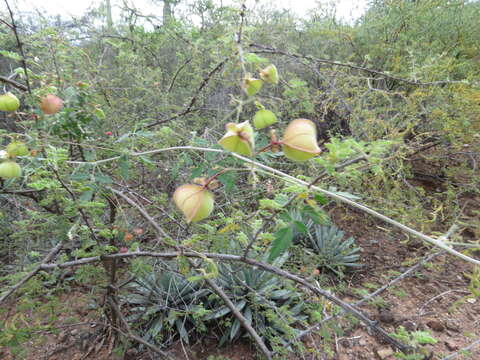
0,161,21,179
218,121,255,157
283,146,317,161
6,141,29,157
281,119,321,161
173,184,214,223
253,109,278,129
260,64,279,84
243,78,263,96
0,92,20,112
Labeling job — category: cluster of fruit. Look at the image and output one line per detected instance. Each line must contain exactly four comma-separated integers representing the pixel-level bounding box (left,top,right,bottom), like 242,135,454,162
0,91,63,180
174,64,322,223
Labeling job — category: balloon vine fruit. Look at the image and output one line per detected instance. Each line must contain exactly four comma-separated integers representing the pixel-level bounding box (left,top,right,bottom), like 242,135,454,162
260,64,279,84
281,119,321,161
243,77,263,96
0,92,20,112
0,161,21,179
173,184,214,223
39,94,63,115
218,121,255,157
6,141,29,157
253,109,278,129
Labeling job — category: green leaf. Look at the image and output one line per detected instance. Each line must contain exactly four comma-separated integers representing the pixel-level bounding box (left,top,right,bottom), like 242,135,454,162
118,154,129,180
268,227,294,262
79,189,94,201
94,174,113,184
70,172,90,181
230,318,241,341
94,108,105,119
218,172,236,193
0,50,22,61
244,53,268,64
293,221,308,235
314,194,328,205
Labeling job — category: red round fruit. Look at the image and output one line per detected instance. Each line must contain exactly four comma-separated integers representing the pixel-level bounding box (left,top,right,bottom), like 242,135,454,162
39,94,63,115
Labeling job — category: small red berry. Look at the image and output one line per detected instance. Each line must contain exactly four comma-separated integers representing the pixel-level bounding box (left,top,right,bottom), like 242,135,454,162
104,131,113,136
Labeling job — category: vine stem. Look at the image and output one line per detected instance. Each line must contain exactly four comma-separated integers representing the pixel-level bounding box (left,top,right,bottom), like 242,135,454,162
60,146,479,266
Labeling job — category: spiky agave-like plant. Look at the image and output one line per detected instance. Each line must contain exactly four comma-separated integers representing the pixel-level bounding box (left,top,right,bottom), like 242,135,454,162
307,224,361,275
123,269,210,346
204,254,306,347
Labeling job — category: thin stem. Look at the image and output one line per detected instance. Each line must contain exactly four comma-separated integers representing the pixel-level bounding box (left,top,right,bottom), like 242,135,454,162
4,0,31,94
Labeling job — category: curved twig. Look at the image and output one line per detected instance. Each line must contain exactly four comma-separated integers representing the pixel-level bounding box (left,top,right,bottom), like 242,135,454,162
0,75,28,91
250,43,465,87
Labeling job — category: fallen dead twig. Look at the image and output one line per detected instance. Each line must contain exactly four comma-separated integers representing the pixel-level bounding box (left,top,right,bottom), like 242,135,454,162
441,339,480,360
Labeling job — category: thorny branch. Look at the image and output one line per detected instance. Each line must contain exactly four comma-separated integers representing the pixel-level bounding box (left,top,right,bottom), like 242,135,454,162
63,145,480,265
107,297,174,359
250,43,465,87
0,75,28,91
289,251,445,345
0,221,78,305
143,56,230,129
3,0,32,93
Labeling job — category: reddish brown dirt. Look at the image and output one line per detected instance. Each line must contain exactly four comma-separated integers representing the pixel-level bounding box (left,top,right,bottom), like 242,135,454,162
1,207,479,360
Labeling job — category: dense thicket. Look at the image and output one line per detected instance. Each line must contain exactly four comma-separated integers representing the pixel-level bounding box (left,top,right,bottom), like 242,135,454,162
0,0,479,358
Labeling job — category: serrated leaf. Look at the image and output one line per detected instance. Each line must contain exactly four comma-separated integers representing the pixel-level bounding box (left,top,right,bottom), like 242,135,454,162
268,227,294,262
218,172,236,193
0,50,22,61
95,174,113,184
70,172,90,181
293,221,308,235
118,154,129,180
